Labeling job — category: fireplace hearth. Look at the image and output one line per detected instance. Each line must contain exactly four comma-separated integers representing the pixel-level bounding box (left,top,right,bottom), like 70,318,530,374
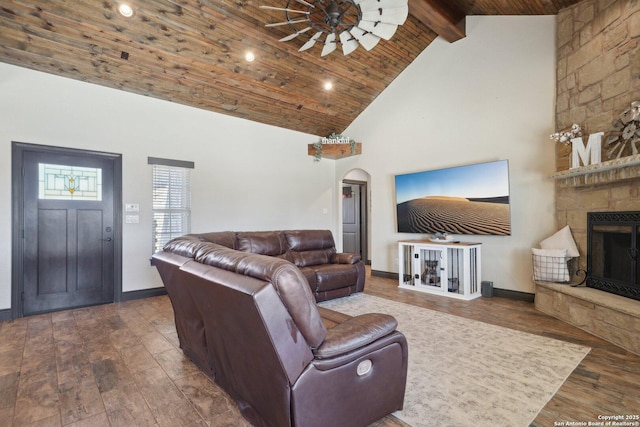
587,211,640,301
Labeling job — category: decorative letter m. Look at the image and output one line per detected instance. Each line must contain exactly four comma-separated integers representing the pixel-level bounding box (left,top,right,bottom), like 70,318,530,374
571,132,603,169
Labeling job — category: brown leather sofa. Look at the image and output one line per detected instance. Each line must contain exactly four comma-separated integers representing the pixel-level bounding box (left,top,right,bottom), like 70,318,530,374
183,229,365,302
153,238,408,427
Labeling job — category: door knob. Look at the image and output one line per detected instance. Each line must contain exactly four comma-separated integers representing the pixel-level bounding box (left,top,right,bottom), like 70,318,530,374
103,237,112,242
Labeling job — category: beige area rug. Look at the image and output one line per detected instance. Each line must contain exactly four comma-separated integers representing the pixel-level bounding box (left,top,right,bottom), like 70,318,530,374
319,293,591,427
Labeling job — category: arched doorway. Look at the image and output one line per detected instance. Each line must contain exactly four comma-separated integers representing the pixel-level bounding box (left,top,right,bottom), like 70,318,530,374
342,169,371,264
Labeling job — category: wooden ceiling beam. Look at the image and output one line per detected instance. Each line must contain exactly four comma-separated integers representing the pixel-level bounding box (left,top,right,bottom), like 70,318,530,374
408,0,466,43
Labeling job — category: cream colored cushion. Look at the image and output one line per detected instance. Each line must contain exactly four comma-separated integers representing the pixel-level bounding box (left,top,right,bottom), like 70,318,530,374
540,225,579,257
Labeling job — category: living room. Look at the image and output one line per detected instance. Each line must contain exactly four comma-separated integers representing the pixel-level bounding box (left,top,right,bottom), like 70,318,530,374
0,12,560,308
1,0,639,426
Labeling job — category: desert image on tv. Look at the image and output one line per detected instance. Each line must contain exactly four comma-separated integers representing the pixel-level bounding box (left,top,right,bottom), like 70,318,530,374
395,161,511,236
397,196,511,235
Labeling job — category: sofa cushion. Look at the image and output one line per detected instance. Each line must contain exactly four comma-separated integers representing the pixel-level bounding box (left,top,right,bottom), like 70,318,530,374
331,252,361,264
314,264,359,292
298,267,318,289
196,231,238,249
237,231,287,256
163,236,207,258
287,248,336,267
285,230,335,251
241,257,327,349
195,243,327,348
195,243,253,271
317,306,352,330
313,313,398,359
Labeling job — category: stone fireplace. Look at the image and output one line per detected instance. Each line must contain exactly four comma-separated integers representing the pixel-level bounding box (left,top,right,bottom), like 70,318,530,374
536,159,640,355
534,0,640,356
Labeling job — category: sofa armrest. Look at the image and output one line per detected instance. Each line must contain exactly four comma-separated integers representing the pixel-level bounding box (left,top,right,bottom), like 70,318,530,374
313,313,397,359
331,252,361,264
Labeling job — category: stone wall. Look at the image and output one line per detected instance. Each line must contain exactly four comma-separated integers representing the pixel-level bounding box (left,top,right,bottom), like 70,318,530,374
554,0,640,271
536,281,640,355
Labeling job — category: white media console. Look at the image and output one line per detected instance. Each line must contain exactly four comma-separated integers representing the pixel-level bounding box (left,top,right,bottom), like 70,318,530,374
398,240,482,300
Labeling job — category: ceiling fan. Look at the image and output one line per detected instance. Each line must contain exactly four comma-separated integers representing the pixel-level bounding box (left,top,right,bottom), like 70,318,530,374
261,0,409,57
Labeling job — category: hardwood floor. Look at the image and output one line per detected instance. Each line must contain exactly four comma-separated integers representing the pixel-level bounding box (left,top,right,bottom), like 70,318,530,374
0,271,638,426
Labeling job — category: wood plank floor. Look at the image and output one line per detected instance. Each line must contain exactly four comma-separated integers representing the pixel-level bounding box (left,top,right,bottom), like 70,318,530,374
0,270,638,426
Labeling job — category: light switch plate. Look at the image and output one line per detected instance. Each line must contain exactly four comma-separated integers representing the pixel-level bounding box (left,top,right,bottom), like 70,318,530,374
125,203,139,212
125,215,139,224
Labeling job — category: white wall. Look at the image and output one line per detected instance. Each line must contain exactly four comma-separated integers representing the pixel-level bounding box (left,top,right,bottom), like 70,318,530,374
0,63,335,310
338,16,559,293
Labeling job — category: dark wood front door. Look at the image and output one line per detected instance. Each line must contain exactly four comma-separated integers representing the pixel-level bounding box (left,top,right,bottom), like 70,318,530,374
17,145,120,315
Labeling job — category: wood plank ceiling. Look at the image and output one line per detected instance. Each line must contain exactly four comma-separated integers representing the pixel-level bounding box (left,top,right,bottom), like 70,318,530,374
0,0,581,136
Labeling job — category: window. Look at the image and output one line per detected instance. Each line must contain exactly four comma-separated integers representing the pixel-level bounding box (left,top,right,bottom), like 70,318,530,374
149,157,194,253
38,163,102,201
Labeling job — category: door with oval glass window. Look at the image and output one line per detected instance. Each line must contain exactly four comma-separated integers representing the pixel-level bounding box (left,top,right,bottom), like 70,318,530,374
20,147,119,315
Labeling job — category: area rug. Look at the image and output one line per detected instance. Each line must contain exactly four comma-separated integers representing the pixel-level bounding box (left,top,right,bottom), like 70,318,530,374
319,293,591,427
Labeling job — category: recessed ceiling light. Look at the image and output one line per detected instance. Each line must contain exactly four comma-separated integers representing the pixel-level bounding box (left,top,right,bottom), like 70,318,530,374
245,51,255,62
324,81,333,91
118,3,134,17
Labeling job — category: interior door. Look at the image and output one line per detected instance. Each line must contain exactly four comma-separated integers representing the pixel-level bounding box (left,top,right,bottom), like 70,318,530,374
342,184,361,256
21,149,116,315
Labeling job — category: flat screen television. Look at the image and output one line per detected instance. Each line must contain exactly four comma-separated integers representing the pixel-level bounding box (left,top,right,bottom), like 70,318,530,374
395,160,511,236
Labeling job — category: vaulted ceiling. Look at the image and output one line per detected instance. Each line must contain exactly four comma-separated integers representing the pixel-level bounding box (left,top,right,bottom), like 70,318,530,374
0,0,580,136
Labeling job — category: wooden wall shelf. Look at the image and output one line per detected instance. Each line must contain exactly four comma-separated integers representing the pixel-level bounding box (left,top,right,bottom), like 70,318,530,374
308,143,362,160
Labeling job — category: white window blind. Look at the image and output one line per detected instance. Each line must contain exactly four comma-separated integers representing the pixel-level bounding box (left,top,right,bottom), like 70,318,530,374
149,157,194,253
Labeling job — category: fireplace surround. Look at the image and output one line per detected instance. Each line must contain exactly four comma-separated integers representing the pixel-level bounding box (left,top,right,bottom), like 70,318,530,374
543,1,640,355
587,211,640,302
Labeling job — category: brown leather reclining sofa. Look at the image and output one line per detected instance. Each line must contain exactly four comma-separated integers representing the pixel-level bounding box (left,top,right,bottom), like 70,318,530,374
152,230,408,427
183,229,365,301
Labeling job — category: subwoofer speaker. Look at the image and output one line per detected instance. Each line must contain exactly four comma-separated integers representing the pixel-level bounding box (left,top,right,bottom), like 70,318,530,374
481,281,493,297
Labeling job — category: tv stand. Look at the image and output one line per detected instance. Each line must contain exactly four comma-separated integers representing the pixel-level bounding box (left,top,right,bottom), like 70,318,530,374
398,240,482,300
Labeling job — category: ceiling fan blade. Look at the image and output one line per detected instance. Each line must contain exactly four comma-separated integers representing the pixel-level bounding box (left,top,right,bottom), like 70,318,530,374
361,7,409,25
357,0,407,12
293,0,315,7
279,26,312,42
339,31,359,55
299,31,323,51
321,33,337,56
265,18,310,27
357,20,397,40
259,6,309,14
350,27,380,51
